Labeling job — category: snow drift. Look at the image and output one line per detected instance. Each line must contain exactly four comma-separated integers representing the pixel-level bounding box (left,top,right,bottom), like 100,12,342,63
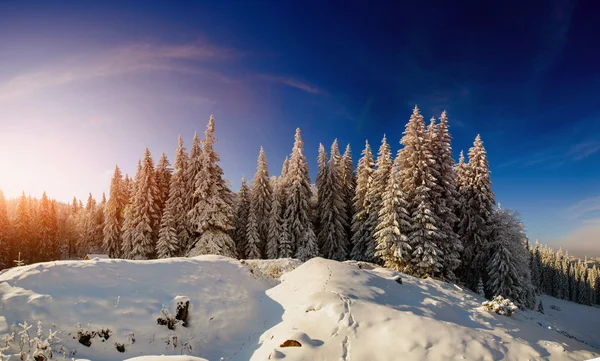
0,256,598,361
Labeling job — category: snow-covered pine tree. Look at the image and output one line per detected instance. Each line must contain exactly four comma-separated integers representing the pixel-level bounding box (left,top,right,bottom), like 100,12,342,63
554,248,566,299
14,192,31,264
318,140,349,261
532,240,542,293
374,155,411,271
477,277,486,297
130,148,160,260
39,192,58,262
278,156,290,206
341,144,356,243
185,132,203,242
361,136,392,262
266,181,284,259
121,160,141,259
232,178,251,258
103,165,125,258
156,195,178,258
590,265,599,305
486,208,521,302
486,207,532,307
0,190,10,269
155,153,172,233
577,261,589,305
168,135,191,254
245,208,262,259
430,112,462,279
250,147,273,257
562,251,571,300
283,128,318,261
315,143,329,251
123,175,133,203
350,140,375,261
187,115,236,257
569,259,577,302
157,138,187,259
458,135,496,288
399,107,443,277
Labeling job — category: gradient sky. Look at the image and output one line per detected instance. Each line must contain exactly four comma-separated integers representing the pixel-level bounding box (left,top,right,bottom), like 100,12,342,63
0,0,599,255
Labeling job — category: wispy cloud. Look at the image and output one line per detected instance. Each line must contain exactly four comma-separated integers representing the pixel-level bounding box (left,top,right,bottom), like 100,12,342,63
566,196,600,219
253,74,324,94
0,41,239,102
552,218,600,257
499,139,600,168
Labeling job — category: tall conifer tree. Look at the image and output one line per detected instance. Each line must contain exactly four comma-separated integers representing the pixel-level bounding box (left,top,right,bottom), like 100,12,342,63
188,115,236,257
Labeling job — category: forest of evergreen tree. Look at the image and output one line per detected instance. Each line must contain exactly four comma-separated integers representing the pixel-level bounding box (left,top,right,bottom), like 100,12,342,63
1,109,598,309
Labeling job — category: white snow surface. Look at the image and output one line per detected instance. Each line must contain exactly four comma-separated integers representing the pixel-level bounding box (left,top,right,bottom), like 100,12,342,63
0,256,598,361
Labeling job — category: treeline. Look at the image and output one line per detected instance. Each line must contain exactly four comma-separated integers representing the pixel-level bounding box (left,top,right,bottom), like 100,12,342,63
532,243,600,306
0,108,593,309
0,191,106,264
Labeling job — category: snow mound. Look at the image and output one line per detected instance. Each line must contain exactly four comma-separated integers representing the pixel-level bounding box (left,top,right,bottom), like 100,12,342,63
1,256,598,361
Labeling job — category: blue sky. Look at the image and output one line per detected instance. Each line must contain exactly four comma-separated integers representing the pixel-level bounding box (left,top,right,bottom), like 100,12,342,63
0,0,598,255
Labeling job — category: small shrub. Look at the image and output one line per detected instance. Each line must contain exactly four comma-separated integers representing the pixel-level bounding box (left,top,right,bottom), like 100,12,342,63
482,295,518,316
537,299,544,314
157,305,179,330
115,343,125,353
264,264,283,278
77,331,93,347
550,305,561,311
280,339,302,347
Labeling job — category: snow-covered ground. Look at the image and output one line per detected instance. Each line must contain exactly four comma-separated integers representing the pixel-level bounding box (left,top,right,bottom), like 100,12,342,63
1,256,598,361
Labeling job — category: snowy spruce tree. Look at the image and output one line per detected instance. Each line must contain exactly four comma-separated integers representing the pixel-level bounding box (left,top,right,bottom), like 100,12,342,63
157,137,189,259
283,128,318,261
458,135,496,288
477,277,486,297
232,177,251,258
350,140,375,261
318,140,349,261
155,153,172,229
103,165,125,258
121,160,141,258
0,190,10,268
399,107,443,277
266,181,284,259
486,206,533,307
315,143,329,250
250,146,273,256
360,135,392,262
39,192,58,261
245,208,262,259
374,155,411,271
341,144,355,240
185,132,203,240
156,194,179,258
130,148,160,260
429,112,462,278
187,115,237,257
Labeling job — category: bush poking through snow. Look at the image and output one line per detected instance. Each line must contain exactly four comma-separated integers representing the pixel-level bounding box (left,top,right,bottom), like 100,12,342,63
0,321,65,360
115,342,126,353
75,324,111,347
537,299,544,314
280,340,302,347
482,296,518,316
157,305,180,330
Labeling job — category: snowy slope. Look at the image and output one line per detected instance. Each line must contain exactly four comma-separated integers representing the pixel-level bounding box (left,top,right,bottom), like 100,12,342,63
1,256,598,361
